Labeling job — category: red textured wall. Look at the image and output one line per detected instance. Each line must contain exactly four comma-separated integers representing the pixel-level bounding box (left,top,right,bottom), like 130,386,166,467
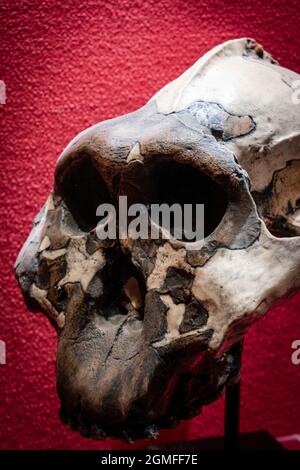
1,0,300,450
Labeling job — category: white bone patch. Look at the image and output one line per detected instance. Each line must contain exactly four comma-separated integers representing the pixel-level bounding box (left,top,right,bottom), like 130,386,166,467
147,243,193,290
126,142,142,163
30,283,65,328
39,236,51,252
58,238,105,291
192,224,300,351
42,248,67,260
160,294,185,340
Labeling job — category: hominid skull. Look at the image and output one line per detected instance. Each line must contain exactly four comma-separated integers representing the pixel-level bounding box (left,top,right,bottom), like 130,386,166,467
15,38,300,441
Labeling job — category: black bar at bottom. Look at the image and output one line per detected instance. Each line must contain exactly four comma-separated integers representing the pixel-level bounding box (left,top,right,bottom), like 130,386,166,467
224,378,241,450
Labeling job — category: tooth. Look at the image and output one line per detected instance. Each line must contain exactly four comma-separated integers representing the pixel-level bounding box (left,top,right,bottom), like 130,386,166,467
123,276,143,310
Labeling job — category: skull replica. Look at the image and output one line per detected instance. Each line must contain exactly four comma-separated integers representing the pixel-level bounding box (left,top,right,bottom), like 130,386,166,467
15,38,300,441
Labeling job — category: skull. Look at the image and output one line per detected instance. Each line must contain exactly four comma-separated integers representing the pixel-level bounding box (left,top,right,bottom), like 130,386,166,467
15,38,300,441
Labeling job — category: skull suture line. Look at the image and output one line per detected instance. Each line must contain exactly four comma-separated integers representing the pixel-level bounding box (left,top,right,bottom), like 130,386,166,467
15,38,300,441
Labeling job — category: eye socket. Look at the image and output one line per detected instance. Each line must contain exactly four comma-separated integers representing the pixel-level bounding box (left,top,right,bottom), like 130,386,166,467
59,157,112,232
153,160,228,239
121,158,228,241
59,156,228,238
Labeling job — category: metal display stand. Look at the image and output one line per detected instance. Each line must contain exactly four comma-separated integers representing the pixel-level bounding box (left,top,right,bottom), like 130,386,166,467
150,360,284,450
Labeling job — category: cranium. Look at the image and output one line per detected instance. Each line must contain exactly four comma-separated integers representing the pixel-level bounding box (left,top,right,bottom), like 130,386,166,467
15,38,300,441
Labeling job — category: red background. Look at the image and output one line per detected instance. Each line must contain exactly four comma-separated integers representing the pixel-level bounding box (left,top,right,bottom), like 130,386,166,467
1,0,300,450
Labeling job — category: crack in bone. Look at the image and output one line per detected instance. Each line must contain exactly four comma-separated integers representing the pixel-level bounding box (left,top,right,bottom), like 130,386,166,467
30,283,65,328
